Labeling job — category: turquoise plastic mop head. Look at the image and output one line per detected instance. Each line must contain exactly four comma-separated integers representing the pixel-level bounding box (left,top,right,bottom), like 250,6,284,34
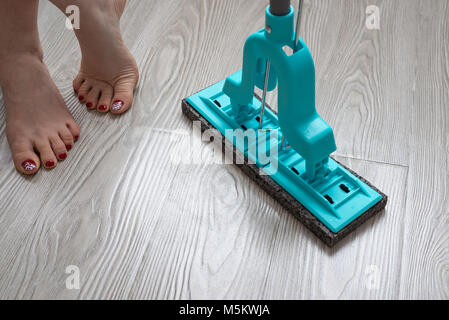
182,2,387,246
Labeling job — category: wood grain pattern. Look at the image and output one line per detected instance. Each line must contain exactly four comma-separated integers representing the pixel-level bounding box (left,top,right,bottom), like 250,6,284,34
0,0,447,299
399,0,449,299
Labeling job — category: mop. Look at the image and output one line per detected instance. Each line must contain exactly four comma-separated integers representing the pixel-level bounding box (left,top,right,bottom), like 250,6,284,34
181,0,387,247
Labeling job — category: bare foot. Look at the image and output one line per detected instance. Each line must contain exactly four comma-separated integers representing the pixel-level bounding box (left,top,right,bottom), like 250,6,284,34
0,53,80,175
54,0,139,114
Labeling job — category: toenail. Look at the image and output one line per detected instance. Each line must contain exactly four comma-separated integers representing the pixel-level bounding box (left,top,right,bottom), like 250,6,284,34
111,100,124,112
78,96,84,101
86,102,93,108
45,161,55,168
22,160,37,172
99,105,107,111
66,145,72,151
59,153,67,160
75,135,79,141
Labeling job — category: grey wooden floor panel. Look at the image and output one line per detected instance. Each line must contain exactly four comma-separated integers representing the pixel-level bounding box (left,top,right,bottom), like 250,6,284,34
400,0,449,299
0,0,448,299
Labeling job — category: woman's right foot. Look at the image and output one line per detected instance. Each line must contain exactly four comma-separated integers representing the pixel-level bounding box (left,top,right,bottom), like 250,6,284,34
51,0,139,115
0,52,80,175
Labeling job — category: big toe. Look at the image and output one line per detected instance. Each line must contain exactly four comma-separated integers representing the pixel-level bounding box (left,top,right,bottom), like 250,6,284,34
10,141,40,175
110,81,135,115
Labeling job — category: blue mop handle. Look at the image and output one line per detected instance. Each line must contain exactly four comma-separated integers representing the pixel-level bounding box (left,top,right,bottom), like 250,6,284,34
270,0,291,16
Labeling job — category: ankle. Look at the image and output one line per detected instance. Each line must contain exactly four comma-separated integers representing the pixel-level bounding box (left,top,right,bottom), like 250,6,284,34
0,47,43,65
0,21,43,62
51,0,123,23
0,50,44,86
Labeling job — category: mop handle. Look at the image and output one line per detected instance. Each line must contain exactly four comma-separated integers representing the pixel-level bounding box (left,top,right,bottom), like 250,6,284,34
269,0,291,16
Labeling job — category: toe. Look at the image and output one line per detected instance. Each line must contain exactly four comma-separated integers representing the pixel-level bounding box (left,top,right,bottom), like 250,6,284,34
59,127,75,151
73,74,85,94
35,140,58,169
66,122,81,142
97,85,114,113
110,81,135,114
86,87,101,110
50,136,68,161
9,140,40,175
77,81,92,103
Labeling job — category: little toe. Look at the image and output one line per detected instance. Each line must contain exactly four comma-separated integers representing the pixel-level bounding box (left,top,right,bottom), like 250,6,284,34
77,81,92,103
97,85,114,113
10,141,40,175
35,140,58,169
50,136,68,161
86,87,101,110
110,82,134,114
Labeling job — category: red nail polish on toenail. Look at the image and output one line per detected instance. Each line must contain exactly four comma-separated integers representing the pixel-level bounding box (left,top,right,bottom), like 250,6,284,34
22,160,37,171
75,135,79,141
99,105,107,111
45,161,55,168
66,145,72,151
86,102,93,108
59,153,67,160
111,100,124,112
79,96,84,101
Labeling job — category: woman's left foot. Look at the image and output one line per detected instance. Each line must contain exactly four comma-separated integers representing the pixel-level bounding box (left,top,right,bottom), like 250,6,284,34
55,0,139,114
